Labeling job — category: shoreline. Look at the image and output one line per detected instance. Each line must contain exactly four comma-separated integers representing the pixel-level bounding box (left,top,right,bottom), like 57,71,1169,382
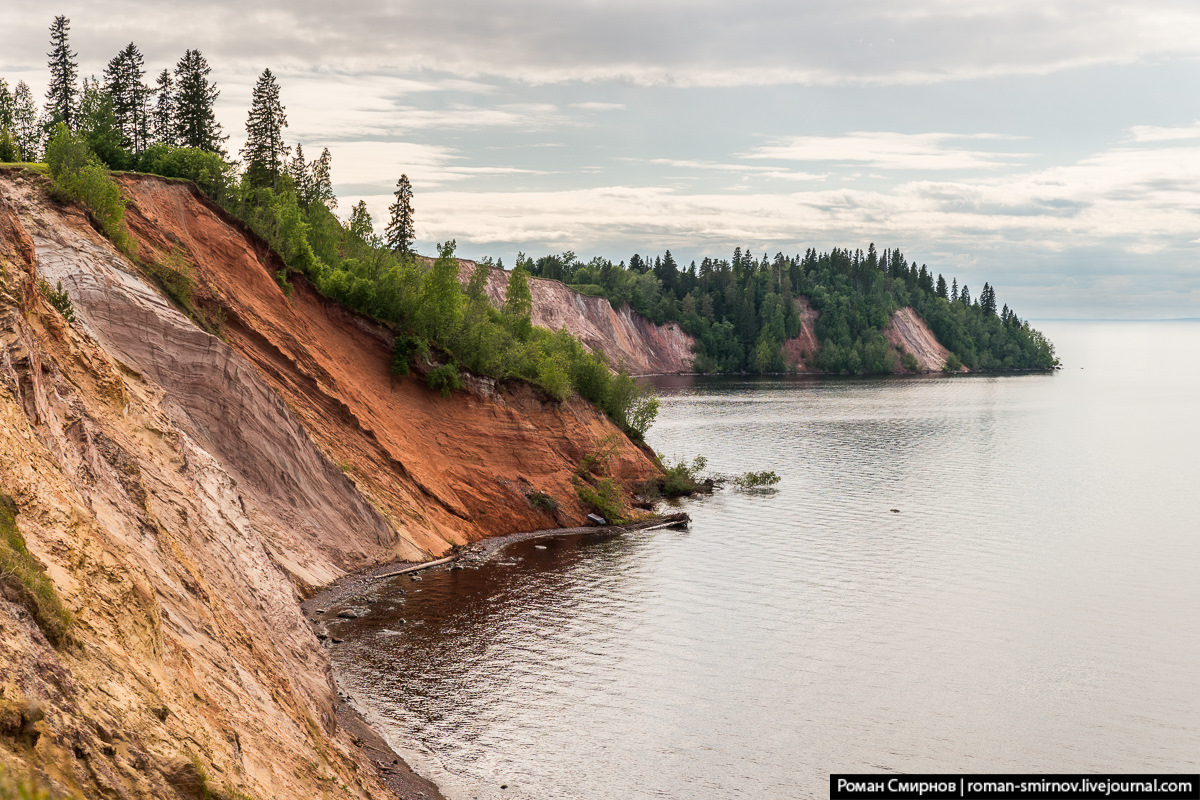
300,513,690,799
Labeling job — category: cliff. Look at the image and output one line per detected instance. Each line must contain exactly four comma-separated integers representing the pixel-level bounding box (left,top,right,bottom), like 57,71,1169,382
456,262,694,375
884,306,962,372
0,169,661,800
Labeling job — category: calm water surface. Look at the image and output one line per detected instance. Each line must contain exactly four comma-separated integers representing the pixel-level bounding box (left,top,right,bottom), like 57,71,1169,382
329,321,1200,800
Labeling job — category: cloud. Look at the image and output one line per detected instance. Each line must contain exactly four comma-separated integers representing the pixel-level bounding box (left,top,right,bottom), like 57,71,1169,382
571,102,626,111
742,132,1030,170
5,1,1200,87
1127,122,1200,142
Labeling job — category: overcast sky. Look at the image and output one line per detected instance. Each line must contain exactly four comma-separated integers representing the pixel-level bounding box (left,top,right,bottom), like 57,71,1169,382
3,1,1200,317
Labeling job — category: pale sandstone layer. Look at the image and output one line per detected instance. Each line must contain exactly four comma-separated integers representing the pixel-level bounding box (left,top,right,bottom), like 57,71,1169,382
456,261,695,375
0,169,660,800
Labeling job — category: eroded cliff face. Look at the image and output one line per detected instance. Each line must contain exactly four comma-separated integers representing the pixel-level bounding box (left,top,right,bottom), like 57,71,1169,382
0,169,661,800
780,296,821,372
457,262,694,375
884,306,963,372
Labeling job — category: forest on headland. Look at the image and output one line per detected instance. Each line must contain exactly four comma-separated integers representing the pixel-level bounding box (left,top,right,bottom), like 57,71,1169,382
2,16,1057,438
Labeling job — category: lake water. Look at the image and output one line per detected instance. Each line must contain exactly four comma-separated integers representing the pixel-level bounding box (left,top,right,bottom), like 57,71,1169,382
328,321,1200,800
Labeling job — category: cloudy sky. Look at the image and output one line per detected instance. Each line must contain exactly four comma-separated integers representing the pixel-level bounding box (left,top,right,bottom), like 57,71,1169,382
3,1,1200,317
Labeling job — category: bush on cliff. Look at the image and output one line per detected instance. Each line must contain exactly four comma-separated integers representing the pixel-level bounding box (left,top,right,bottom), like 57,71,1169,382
45,123,134,255
0,493,73,648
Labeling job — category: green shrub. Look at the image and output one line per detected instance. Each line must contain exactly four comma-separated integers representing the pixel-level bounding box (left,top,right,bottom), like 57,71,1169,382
425,362,463,398
38,280,75,324
660,455,708,497
901,350,920,372
575,478,626,524
45,123,134,256
732,471,781,491
0,766,83,800
0,493,73,647
0,127,19,163
527,492,558,513
944,352,962,372
137,144,237,202
390,334,426,376
143,246,195,310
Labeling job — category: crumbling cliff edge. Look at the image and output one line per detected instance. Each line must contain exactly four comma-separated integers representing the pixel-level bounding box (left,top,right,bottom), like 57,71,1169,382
0,169,662,800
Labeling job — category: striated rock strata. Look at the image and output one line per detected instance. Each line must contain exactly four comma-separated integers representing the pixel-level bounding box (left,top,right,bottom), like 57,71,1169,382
0,169,661,800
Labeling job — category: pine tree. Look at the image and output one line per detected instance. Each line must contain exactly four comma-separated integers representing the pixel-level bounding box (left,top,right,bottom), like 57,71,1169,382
951,277,958,302
241,68,288,189
45,16,78,128
174,49,225,153
385,174,415,254
348,200,373,239
936,274,948,299
960,285,971,306
104,43,150,153
151,69,176,146
11,81,40,161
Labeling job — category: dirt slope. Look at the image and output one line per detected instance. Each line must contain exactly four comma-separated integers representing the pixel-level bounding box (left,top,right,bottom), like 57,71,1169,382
885,306,963,372
458,262,694,375
780,296,821,372
0,170,661,800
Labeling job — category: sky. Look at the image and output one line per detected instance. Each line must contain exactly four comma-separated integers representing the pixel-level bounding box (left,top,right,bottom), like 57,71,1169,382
3,1,1200,318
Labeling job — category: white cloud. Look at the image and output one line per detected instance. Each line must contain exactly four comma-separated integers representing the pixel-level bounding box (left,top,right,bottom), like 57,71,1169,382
742,132,1030,170
1127,122,1200,142
5,1,1200,87
571,102,626,111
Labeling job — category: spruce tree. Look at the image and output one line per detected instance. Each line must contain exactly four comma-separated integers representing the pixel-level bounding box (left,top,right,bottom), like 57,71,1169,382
385,174,415,254
45,16,78,128
0,79,13,132
287,143,309,201
241,68,288,190
174,49,225,154
104,43,150,153
151,69,176,146
309,147,335,208
11,82,40,161
936,274,948,299
348,200,373,239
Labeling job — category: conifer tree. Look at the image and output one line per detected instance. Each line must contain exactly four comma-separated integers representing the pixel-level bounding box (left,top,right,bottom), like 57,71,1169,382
151,69,176,146
104,43,150,153
287,143,309,202
241,68,289,189
11,81,41,161
951,277,958,302
385,174,415,254
45,16,78,128
0,79,13,132
936,274,948,299
348,200,373,239
174,49,225,154
309,147,335,208
980,282,997,316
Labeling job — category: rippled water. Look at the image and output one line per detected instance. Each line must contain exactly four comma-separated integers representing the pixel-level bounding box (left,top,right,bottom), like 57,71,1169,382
329,321,1200,800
